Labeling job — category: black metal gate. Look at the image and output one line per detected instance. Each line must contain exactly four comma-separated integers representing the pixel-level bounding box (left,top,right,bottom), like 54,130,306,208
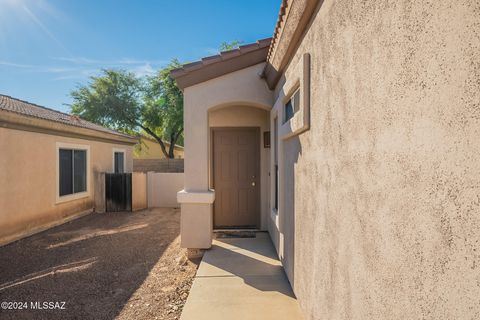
105,173,132,212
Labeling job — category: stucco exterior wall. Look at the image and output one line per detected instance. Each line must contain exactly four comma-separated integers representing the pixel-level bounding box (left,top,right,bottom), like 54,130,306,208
179,62,273,248
209,106,270,230
0,127,133,245
147,172,184,208
270,1,480,319
132,172,147,211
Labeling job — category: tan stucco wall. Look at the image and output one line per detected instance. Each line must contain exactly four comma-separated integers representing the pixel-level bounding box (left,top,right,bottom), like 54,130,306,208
179,62,273,248
209,105,270,229
270,1,480,319
183,62,273,190
132,172,147,211
134,137,184,159
147,172,184,208
0,127,133,245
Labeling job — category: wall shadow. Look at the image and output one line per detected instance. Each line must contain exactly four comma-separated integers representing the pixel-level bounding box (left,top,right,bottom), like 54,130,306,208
200,236,297,298
281,134,302,291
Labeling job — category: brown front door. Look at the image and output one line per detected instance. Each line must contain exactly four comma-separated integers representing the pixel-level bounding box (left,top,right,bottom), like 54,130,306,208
212,127,260,228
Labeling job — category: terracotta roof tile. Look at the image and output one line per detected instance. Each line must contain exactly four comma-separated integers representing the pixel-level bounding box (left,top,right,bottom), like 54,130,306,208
267,0,289,63
0,94,135,139
171,38,271,80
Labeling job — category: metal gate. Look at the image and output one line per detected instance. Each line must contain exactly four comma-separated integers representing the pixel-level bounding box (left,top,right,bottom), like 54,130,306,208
105,173,132,212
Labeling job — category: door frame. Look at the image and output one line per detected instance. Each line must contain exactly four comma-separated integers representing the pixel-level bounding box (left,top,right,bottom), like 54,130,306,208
210,126,261,229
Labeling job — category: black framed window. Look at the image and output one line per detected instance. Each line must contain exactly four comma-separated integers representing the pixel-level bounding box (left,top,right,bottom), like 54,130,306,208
114,152,125,173
284,89,300,123
59,149,87,196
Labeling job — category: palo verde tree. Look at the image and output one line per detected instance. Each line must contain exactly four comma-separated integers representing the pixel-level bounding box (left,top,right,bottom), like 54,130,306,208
70,61,183,158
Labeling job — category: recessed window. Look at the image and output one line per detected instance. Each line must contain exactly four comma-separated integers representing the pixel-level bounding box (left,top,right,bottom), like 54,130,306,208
284,89,300,123
59,149,87,197
113,150,125,173
114,152,124,173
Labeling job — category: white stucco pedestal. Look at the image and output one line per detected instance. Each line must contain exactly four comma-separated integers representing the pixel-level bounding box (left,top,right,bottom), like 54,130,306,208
177,190,215,249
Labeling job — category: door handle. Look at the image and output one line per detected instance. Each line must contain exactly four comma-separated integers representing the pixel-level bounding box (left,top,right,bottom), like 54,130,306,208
251,182,256,186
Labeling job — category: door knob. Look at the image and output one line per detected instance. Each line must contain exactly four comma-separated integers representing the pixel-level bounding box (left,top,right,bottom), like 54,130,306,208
251,182,256,186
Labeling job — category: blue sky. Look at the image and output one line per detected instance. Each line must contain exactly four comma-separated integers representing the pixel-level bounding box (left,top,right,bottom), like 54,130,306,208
0,0,280,113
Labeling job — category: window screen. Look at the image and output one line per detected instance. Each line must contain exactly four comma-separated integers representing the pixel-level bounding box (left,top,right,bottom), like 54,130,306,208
114,152,124,173
73,150,87,193
59,148,87,197
59,149,73,196
284,89,300,123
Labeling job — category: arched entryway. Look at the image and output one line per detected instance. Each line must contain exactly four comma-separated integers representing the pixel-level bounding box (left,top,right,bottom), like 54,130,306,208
208,104,270,229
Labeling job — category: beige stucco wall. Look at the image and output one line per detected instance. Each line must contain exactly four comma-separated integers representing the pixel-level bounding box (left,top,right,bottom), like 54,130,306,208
0,127,133,245
209,106,270,229
148,172,184,208
132,172,147,211
179,62,273,248
270,1,480,319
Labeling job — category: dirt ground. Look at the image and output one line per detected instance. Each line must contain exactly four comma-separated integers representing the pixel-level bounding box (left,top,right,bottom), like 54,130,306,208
0,208,200,320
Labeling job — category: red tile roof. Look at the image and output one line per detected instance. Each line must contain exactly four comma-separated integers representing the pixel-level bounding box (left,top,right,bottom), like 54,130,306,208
0,94,135,139
171,38,271,89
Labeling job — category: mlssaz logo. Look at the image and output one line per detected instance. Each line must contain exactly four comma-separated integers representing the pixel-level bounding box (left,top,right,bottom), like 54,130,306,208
30,301,66,310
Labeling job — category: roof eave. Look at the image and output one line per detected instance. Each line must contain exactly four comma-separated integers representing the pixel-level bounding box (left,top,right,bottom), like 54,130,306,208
171,38,272,90
0,110,138,145
264,0,319,90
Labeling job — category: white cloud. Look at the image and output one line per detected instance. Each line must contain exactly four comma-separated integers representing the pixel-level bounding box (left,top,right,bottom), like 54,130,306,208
53,56,168,67
0,56,166,82
131,63,156,77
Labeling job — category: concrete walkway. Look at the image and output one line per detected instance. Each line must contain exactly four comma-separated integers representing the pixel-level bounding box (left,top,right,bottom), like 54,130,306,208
180,232,303,320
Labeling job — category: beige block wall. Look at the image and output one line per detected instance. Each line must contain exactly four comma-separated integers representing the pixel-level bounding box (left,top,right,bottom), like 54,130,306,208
270,1,480,319
0,127,133,245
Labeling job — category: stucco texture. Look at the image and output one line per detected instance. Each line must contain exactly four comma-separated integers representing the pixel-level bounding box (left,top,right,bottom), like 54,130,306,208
272,1,480,319
147,172,184,208
179,63,273,248
0,127,133,245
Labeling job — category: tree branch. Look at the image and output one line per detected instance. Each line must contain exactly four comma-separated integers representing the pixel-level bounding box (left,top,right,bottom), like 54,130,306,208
168,127,184,159
139,124,169,158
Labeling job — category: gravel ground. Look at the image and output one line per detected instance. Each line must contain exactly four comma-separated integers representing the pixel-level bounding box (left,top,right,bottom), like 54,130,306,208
0,208,200,320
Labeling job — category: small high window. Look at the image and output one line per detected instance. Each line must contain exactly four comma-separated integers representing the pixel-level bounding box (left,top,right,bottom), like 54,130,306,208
114,151,125,173
59,149,87,197
284,89,300,123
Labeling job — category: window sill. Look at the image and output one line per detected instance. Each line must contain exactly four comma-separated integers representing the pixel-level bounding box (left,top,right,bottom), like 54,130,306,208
56,191,90,205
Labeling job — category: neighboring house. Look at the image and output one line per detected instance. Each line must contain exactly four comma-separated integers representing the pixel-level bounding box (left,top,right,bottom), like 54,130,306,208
134,136,184,159
172,1,480,320
0,95,138,245
133,136,184,173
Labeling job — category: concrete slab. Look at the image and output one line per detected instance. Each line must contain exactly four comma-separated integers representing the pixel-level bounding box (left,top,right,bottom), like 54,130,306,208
180,232,303,320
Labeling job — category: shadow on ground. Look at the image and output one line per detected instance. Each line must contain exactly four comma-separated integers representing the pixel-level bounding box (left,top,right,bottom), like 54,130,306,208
200,234,296,298
0,208,186,320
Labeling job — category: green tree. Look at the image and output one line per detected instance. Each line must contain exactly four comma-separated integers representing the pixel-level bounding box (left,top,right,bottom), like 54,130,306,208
144,59,184,157
70,64,183,159
219,40,244,51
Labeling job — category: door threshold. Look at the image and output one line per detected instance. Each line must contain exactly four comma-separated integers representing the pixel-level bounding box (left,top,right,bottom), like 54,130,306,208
213,229,262,233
